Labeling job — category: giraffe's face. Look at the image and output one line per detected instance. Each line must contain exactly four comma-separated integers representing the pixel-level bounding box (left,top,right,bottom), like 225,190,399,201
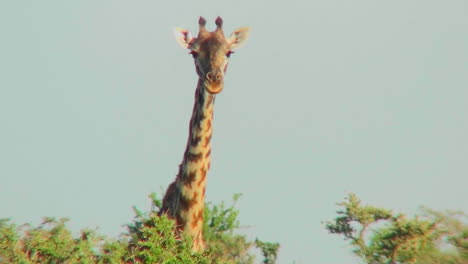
175,17,250,94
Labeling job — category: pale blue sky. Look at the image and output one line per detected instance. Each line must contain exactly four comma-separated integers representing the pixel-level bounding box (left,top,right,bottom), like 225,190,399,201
1,1,467,263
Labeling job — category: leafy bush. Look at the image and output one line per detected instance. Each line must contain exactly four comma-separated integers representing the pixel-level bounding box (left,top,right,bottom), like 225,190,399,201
0,194,279,264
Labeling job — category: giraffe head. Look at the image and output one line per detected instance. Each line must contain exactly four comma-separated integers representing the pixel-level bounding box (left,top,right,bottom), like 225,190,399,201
174,17,250,94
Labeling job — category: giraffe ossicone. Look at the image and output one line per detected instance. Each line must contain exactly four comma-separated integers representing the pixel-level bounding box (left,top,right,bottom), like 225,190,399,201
159,17,249,252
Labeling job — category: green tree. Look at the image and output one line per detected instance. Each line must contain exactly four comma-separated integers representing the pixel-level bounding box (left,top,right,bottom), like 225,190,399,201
325,193,468,264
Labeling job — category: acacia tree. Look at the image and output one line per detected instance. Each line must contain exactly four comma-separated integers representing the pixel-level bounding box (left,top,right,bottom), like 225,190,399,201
325,193,468,264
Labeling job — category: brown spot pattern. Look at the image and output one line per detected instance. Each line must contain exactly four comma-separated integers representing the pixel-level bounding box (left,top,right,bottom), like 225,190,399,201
187,151,202,163
179,193,198,211
159,181,178,217
184,170,197,187
198,112,205,124
191,216,198,229
198,167,207,187
196,208,204,222
204,134,212,147
190,135,201,146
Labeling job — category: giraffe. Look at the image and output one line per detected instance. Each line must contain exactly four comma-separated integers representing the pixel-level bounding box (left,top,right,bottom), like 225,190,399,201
159,16,249,252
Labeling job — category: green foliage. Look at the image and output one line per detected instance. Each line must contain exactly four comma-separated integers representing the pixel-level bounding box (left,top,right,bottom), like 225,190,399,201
203,193,255,264
254,239,280,264
125,212,209,264
325,193,393,262
0,217,117,264
413,208,468,264
326,193,468,264
0,194,280,264
369,215,437,263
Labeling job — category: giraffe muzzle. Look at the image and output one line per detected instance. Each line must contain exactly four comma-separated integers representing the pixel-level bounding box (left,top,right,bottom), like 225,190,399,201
204,72,224,94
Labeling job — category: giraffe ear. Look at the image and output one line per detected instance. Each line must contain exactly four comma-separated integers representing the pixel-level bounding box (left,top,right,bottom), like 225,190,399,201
174,27,194,49
227,27,250,50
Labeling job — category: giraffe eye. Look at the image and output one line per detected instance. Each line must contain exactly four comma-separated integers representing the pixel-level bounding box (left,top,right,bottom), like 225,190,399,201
226,51,234,58
190,51,198,58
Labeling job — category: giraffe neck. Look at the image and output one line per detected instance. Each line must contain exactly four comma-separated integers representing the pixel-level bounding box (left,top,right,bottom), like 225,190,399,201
165,79,215,251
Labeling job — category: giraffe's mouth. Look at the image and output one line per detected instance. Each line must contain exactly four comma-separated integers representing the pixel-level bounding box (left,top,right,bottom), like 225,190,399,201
204,81,224,94
204,72,224,94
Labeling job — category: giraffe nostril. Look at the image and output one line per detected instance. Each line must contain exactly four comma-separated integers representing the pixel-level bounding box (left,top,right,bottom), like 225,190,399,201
206,72,223,82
